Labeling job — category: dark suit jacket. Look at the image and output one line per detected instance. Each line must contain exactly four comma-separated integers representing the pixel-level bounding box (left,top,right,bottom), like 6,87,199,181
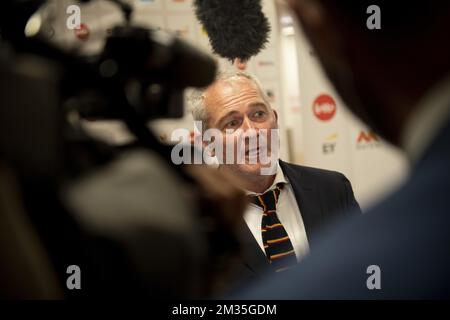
226,160,361,293
239,120,450,299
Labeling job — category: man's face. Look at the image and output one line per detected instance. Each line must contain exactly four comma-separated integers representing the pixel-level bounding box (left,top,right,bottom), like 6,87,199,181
203,77,279,177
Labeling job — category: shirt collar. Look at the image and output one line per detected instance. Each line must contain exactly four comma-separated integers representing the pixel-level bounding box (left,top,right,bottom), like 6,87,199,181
244,161,288,196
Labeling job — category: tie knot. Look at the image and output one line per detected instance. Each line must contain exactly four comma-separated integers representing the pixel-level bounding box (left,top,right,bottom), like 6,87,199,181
248,183,284,212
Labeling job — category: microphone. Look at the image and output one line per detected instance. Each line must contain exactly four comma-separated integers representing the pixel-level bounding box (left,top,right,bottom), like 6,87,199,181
193,0,271,62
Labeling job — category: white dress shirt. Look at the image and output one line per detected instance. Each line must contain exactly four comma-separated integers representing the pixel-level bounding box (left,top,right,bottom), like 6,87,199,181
243,162,309,262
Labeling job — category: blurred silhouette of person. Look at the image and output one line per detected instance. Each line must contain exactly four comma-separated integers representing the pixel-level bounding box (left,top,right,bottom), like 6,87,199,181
189,72,361,293
238,0,450,299
0,0,247,299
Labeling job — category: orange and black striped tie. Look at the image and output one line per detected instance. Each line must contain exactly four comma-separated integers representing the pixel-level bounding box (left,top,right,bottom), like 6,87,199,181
250,183,297,273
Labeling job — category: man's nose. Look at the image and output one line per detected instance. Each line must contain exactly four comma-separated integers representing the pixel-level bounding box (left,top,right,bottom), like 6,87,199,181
241,117,255,131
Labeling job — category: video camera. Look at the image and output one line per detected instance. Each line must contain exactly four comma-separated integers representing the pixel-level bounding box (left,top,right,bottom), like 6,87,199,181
3,0,214,129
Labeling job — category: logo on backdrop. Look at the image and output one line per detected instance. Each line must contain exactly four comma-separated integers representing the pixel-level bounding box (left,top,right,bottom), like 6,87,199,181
74,23,90,41
356,130,381,149
313,94,336,121
322,133,338,155
257,61,275,67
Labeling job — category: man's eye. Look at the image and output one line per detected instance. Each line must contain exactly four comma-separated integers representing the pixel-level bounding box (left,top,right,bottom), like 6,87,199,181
225,120,239,128
253,111,266,118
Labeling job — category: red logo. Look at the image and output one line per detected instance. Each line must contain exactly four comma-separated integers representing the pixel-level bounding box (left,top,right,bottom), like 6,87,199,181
313,94,336,121
74,23,90,41
357,130,379,143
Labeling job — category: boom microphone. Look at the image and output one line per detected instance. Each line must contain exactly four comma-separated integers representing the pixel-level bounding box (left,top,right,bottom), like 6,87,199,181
193,0,271,62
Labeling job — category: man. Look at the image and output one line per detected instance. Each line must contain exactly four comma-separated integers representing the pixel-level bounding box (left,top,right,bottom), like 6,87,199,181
239,0,450,299
189,72,361,292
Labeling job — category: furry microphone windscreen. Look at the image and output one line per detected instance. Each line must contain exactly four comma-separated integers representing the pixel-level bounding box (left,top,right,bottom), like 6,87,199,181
193,0,271,62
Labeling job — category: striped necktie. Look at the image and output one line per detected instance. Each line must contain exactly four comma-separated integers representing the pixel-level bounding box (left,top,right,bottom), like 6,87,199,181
249,183,297,272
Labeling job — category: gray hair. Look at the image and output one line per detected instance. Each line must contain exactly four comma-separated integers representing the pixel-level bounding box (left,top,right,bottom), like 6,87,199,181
187,71,272,130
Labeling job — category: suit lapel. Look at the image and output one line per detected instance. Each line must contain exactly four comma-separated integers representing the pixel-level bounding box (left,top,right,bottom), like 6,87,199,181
238,221,270,276
237,160,325,276
279,160,324,244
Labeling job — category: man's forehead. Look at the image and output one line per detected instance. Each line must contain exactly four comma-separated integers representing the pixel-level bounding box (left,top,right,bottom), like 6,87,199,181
204,77,261,105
